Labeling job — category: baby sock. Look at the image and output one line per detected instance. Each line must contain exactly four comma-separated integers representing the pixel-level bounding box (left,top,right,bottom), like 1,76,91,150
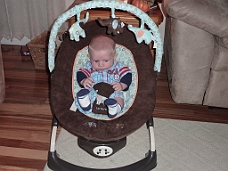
77,89,91,111
104,98,121,118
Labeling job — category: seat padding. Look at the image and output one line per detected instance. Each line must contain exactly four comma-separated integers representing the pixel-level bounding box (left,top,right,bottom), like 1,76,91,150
50,21,156,141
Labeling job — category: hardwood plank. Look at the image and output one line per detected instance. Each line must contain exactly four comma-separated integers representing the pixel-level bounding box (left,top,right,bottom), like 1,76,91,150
0,138,49,151
0,117,51,131
0,129,50,143
0,156,46,170
0,146,47,160
0,103,51,116
0,165,42,171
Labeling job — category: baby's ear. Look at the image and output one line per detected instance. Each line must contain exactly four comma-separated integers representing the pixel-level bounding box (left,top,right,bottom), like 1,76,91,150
114,52,118,60
87,52,91,59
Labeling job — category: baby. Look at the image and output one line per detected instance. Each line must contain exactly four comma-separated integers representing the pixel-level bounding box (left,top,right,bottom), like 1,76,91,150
76,35,132,118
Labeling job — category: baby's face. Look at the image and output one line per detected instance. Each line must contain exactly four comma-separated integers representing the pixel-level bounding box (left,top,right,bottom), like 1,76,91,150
89,49,116,71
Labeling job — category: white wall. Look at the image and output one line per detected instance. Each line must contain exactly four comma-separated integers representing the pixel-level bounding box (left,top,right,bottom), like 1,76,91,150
1,0,165,45
1,37,31,46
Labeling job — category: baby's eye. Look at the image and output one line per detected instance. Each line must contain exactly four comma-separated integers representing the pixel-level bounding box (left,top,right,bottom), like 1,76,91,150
94,60,99,62
105,60,109,62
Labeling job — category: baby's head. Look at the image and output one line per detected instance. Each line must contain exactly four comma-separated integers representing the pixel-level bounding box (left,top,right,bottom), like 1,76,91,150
88,35,117,71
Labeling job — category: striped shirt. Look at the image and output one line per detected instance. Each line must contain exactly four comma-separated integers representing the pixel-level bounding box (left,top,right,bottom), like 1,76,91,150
77,61,132,91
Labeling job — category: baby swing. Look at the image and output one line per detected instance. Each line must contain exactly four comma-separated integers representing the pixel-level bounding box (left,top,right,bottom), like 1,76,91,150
47,0,163,170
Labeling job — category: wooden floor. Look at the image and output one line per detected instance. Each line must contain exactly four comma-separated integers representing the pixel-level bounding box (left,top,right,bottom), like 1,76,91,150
0,45,227,170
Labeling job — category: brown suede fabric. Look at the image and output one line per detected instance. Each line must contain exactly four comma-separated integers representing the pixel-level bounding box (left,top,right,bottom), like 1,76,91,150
50,20,156,141
92,82,114,115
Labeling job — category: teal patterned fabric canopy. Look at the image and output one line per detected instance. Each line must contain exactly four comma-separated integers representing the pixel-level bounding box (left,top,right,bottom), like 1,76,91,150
48,0,163,73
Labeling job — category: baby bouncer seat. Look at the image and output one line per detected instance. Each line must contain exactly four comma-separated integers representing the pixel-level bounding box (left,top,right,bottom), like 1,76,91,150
47,0,163,170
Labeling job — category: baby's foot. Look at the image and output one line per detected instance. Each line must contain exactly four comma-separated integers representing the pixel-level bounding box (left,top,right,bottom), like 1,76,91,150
104,98,121,118
77,89,91,111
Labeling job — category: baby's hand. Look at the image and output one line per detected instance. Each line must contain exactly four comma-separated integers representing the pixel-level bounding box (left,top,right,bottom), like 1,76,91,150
111,82,127,92
81,77,94,88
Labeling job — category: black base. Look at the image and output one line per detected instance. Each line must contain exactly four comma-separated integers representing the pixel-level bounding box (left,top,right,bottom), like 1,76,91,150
47,150,157,171
78,136,126,158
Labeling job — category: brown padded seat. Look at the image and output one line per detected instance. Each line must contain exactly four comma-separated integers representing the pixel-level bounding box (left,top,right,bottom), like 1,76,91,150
50,20,156,142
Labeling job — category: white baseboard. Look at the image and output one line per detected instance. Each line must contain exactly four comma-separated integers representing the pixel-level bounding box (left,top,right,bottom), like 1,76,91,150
1,37,30,46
